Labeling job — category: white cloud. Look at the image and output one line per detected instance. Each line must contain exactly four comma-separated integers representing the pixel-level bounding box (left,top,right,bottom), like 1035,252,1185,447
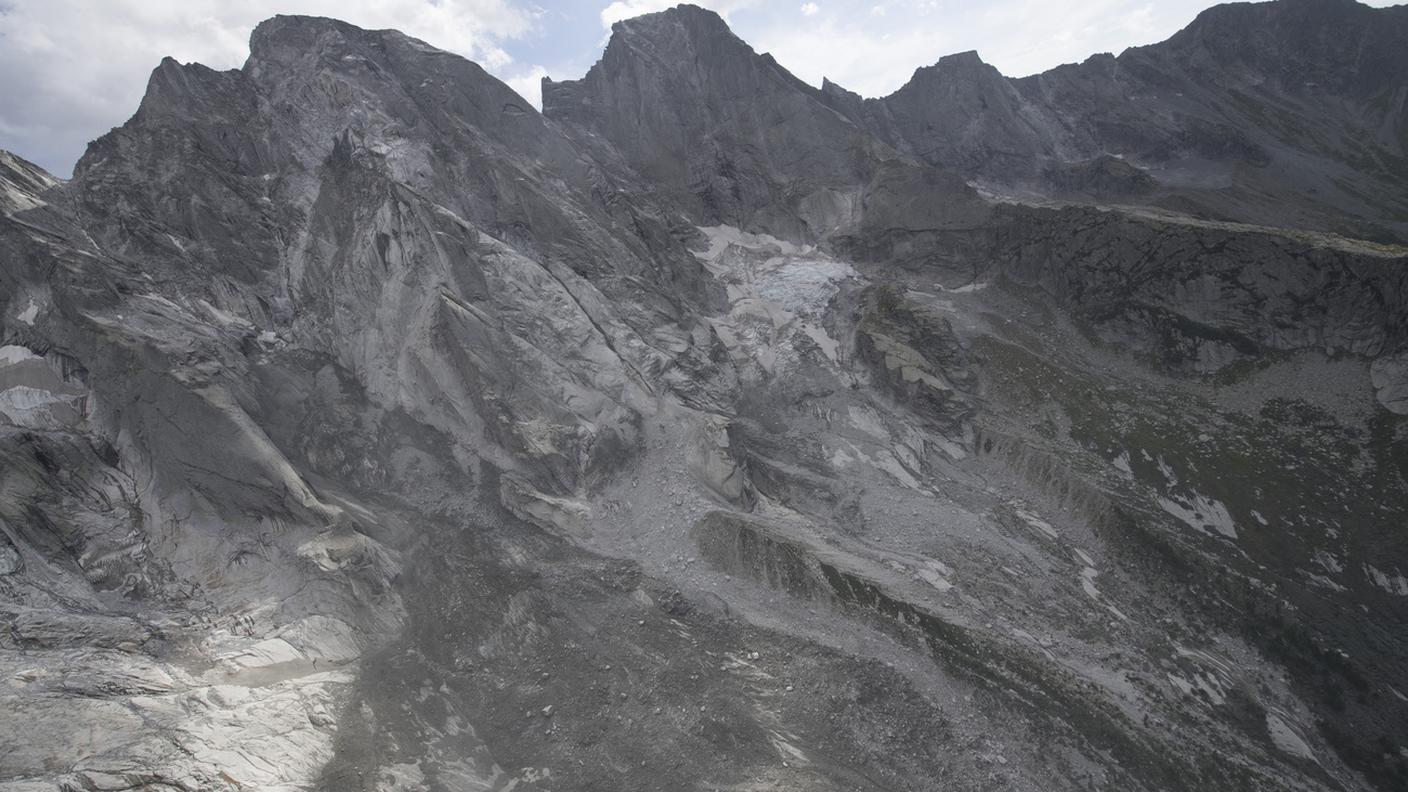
743,0,1376,97
801,2,820,16
753,16,956,98
600,0,674,27
503,64,551,109
0,0,537,176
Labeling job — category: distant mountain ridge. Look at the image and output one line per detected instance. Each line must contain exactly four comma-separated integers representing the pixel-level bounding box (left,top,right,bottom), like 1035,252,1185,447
848,0,1408,240
548,0,1408,243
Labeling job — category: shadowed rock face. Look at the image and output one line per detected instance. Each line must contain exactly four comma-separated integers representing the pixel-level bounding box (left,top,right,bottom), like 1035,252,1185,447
3,4,1408,792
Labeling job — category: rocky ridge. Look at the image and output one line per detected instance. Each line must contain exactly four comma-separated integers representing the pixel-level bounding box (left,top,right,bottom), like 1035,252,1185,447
817,0,1408,243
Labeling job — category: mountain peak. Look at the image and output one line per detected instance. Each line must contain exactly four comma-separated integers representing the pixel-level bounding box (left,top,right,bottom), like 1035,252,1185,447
243,14,466,83
543,0,987,239
895,49,1003,93
594,2,751,74
248,14,380,56
937,49,986,67
610,3,733,37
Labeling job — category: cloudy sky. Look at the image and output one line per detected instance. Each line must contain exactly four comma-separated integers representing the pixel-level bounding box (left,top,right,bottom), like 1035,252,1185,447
0,0,1396,176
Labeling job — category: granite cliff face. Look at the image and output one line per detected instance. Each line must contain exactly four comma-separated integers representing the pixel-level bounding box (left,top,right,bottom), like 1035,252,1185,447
2,3,1407,791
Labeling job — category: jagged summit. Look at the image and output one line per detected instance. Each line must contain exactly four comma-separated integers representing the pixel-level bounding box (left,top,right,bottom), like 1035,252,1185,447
543,2,986,241
607,2,736,40
243,13,475,79
543,3,764,99
241,12,537,117
248,12,386,49
919,49,986,71
72,7,607,287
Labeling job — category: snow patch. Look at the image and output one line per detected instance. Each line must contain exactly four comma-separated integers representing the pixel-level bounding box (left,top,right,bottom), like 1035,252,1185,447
1155,456,1178,485
800,321,840,362
1014,507,1058,540
916,566,954,593
1175,645,1234,678
1079,566,1101,600
754,257,854,316
0,344,39,366
1363,563,1408,596
937,280,988,293
0,385,67,411
1303,572,1347,592
1313,550,1344,574
1167,671,1227,706
17,299,38,325
695,224,807,261
1112,451,1133,480
0,385,82,430
692,224,857,376
1158,492,1238,540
